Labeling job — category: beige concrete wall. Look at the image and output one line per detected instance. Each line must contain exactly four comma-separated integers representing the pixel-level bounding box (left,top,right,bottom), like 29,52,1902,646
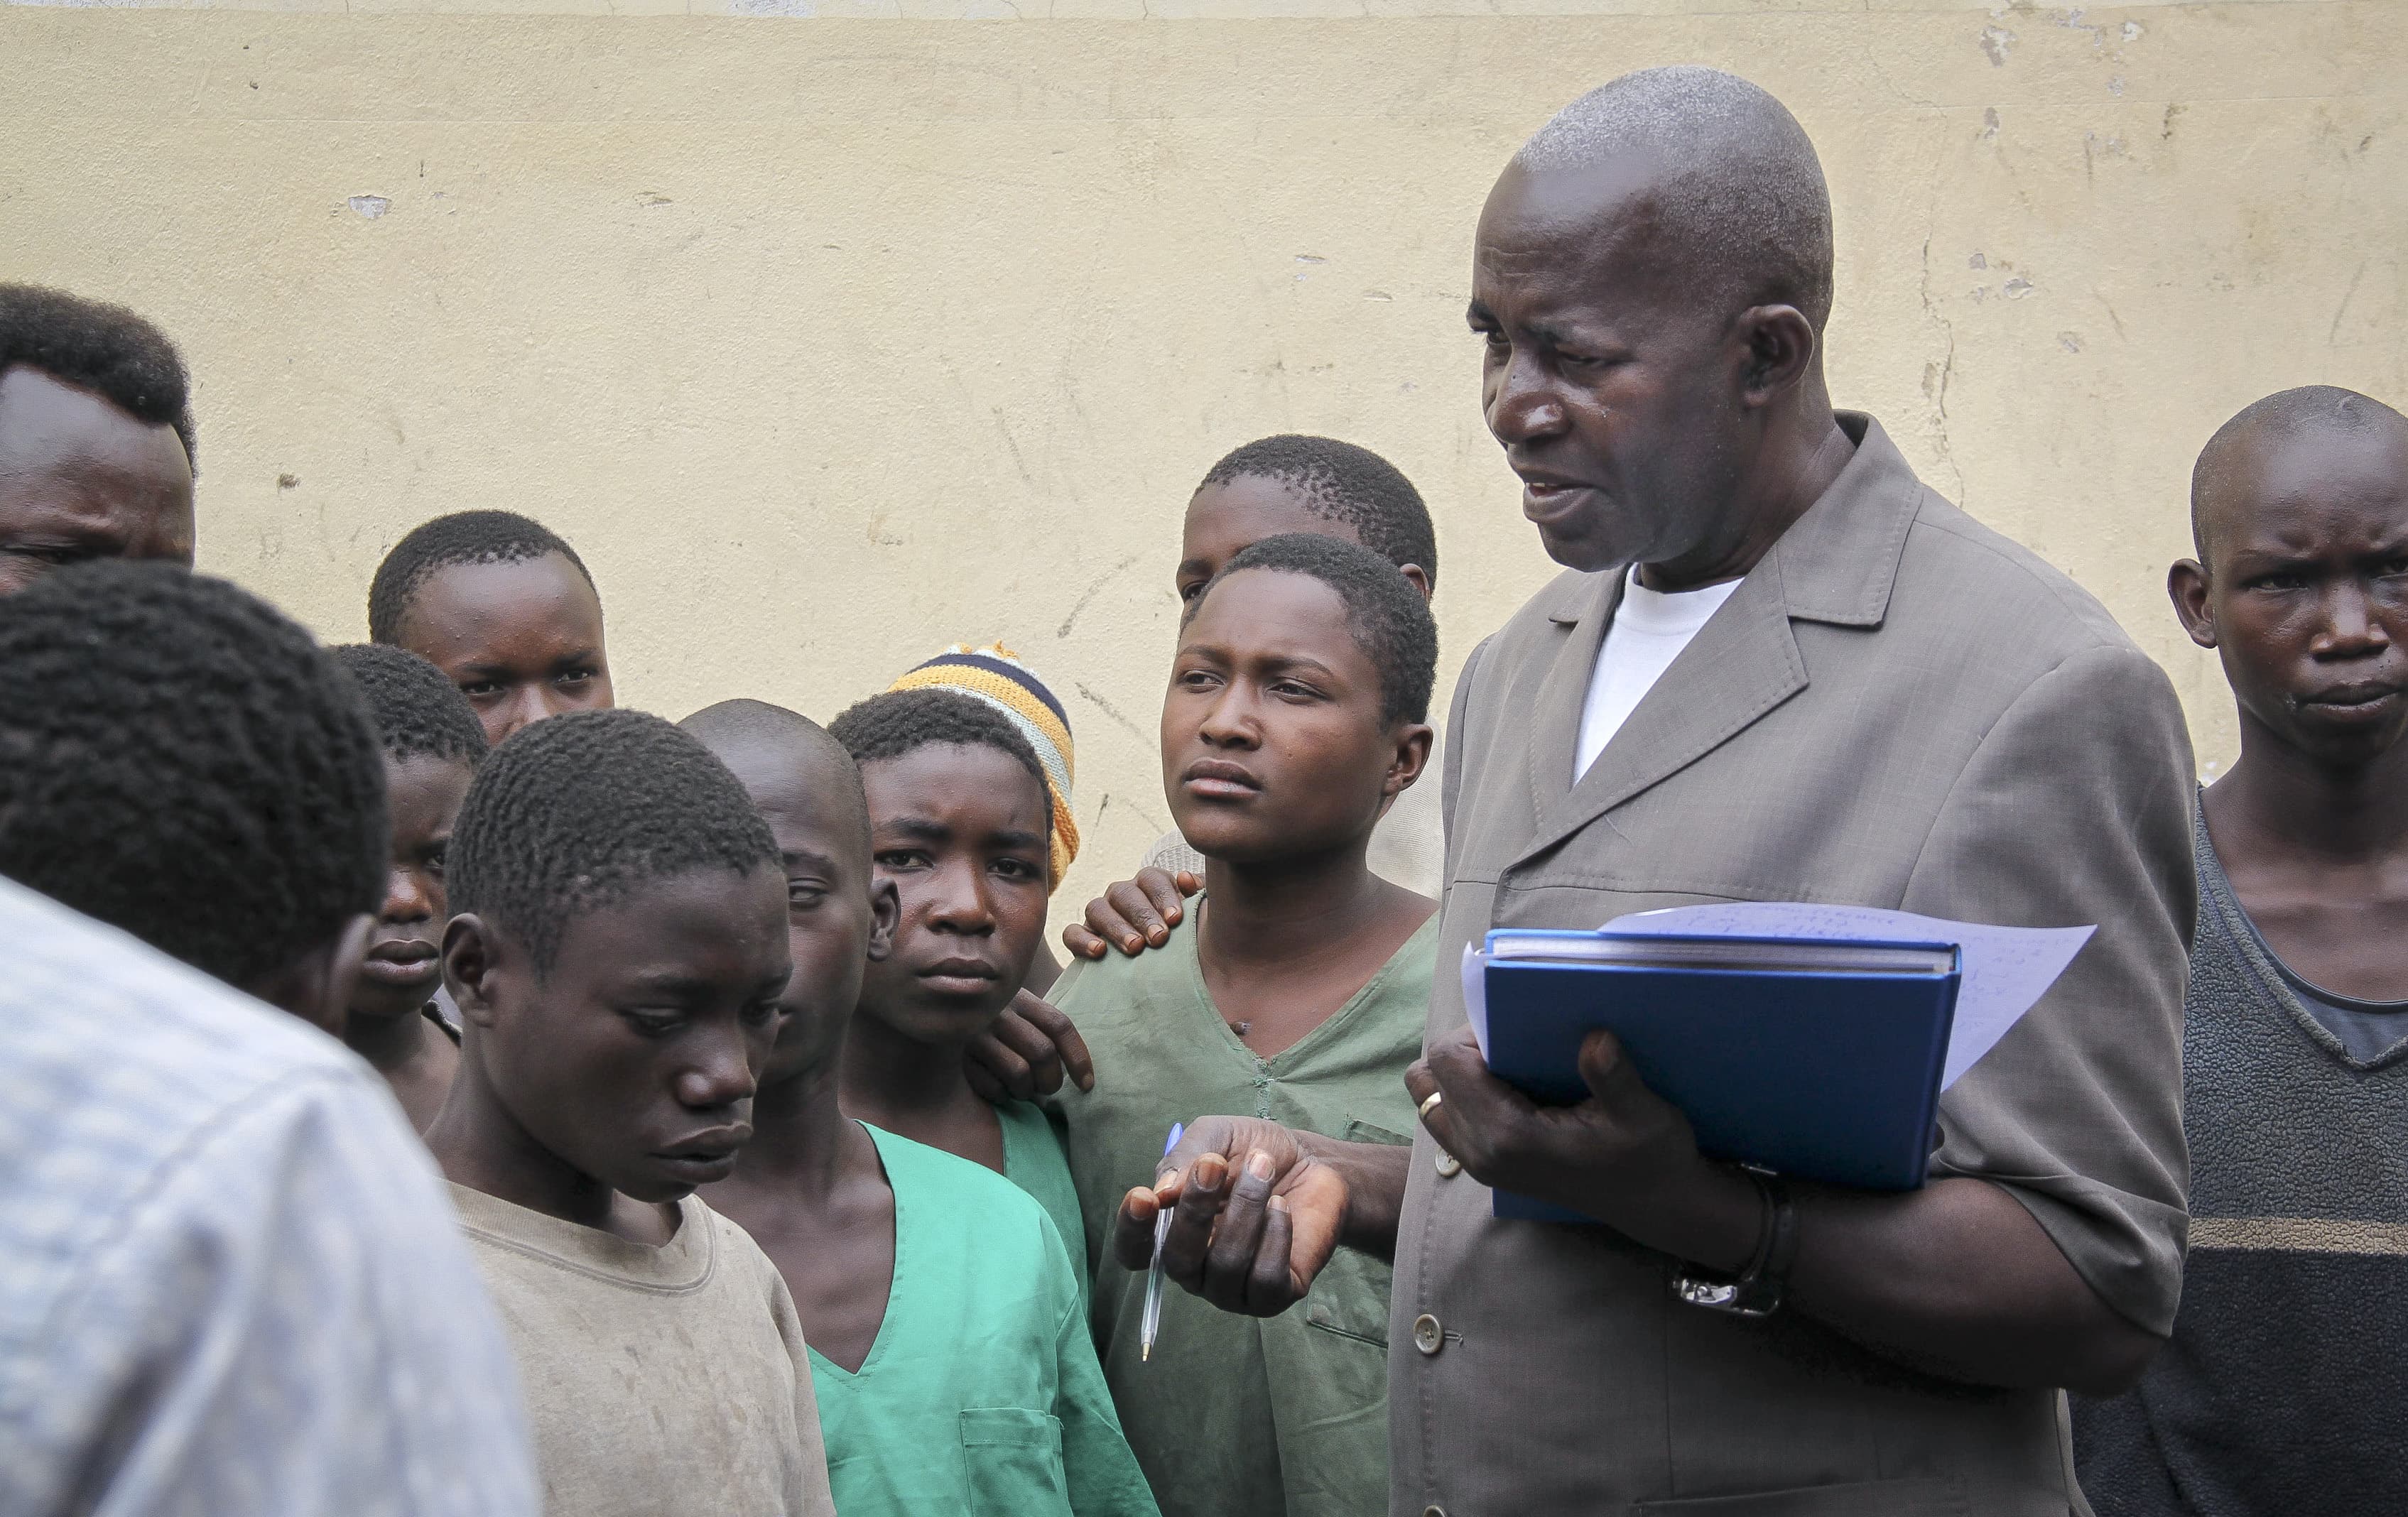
4,0,2403,916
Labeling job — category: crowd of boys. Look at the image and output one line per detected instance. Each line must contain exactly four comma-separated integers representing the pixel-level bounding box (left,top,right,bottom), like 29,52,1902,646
1,62,2403,1517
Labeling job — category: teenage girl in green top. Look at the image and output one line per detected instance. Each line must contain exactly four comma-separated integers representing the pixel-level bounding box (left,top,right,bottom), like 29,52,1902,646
1049,533,1441,1517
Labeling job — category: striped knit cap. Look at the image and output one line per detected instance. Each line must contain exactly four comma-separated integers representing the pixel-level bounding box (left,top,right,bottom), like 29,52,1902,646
887,643,1078,891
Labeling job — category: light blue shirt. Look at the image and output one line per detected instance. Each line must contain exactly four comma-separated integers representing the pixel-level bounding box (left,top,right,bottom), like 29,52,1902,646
0,876,540,1516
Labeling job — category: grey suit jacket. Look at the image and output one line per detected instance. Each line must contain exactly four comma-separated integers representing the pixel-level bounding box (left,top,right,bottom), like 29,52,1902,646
1388,414,2196,1517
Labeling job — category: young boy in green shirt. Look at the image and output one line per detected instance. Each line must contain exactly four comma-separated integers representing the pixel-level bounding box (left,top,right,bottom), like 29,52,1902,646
1050,533,1440,1517
825,687,1087,1265
328,642,487,1131
685,698,1156,1517
428,708,835,1516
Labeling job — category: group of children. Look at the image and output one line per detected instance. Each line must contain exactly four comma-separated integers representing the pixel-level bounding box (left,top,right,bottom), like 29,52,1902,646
0,280,1452,1517
7,272,2408,1516
376,455,1455,1514
330,457,1446,1517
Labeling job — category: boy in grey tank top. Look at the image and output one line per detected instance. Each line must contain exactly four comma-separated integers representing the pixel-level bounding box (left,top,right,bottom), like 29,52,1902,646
2073,387,2408,1514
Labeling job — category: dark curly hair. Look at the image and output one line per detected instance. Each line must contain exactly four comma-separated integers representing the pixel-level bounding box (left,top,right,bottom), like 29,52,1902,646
826,687,1050,834
0,284,196,470
330,643,489,768
446,709,779,974
1199,435,1436,592
0,561,386,989
1188,532,1439,727
367,510,596,645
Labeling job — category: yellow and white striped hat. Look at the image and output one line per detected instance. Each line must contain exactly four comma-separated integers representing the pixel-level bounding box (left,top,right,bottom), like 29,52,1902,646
887,643,1078,891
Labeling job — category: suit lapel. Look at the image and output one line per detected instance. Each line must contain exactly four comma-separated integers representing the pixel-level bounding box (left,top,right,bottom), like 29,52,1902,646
1522,570,1622,840
1518,565,1807,867
1502,412,1922,874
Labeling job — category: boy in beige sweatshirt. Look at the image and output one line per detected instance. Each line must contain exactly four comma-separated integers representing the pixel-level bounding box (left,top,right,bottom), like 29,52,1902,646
426,707,835,1517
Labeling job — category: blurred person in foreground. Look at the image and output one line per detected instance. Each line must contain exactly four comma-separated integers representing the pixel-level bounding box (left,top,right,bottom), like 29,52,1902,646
0,560,537,1515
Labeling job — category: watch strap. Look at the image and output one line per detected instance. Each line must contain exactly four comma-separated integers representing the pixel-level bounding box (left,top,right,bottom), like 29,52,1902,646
1671,1167,1794,1318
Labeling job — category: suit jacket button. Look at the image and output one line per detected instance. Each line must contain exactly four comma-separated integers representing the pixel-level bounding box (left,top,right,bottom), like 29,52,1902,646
1412,1312,1444,1355
1423,1506,1447,1517
1434,1151,1462,1178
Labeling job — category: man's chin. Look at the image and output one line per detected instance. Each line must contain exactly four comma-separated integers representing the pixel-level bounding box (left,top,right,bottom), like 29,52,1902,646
1533,520,1634,575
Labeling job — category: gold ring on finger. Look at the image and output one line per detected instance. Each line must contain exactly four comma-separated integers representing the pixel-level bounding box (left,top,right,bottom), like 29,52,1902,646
1418,1089,1444,1123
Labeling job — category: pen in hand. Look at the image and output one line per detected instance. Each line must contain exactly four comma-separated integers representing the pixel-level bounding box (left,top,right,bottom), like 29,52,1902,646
1141,1122,1186,1364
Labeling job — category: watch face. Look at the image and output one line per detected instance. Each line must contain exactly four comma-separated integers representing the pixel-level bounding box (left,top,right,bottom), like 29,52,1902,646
1671,1271,1783,1318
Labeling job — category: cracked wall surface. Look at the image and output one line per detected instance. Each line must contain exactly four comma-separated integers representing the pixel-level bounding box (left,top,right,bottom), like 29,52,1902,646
1,0,2401,909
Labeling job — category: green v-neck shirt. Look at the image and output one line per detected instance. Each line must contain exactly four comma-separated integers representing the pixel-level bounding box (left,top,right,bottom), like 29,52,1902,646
808,1124,1157,1517
1048,909,1438,1517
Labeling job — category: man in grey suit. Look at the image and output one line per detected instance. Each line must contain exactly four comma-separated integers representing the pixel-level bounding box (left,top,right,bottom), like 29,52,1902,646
1107,66,2196,1516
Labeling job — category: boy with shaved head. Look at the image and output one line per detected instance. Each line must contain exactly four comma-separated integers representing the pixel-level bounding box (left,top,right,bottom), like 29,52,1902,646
330,643,489,1129
2074,387,2408,1516
685,700,1155,1517
1067,435,1444,964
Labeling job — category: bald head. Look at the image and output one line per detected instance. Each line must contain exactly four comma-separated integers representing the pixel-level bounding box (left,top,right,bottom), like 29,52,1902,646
1472,67,1843,580
2192,386,2408,565
1511,66,1834,332
680,697,871,859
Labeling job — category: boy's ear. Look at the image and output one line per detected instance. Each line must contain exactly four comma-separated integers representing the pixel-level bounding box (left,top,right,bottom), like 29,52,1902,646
443,913,508,1028
247,912,374,1038
1399,563,1433,603
1384,722,1437,800
2169,558,2218,650
865,877,901,964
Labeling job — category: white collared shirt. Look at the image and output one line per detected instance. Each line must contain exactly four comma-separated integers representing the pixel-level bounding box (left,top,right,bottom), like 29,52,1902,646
1573,565,1742,782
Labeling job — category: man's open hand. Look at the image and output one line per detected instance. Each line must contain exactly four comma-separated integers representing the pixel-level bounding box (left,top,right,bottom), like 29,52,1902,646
1107,1115,1348,1317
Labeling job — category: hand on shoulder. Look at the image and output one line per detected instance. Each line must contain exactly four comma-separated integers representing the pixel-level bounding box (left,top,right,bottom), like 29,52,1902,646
1063,867,1201,960
964,989,1095,1104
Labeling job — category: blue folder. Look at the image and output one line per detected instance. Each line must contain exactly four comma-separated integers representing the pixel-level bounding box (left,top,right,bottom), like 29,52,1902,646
1480,928,1961,1221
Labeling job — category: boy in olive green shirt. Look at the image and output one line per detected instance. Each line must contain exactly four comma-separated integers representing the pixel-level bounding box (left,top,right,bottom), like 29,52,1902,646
1051,535,1441,1517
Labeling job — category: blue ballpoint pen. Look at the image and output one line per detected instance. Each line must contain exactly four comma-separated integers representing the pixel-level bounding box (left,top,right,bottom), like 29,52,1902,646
1140,1122,1186,1363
